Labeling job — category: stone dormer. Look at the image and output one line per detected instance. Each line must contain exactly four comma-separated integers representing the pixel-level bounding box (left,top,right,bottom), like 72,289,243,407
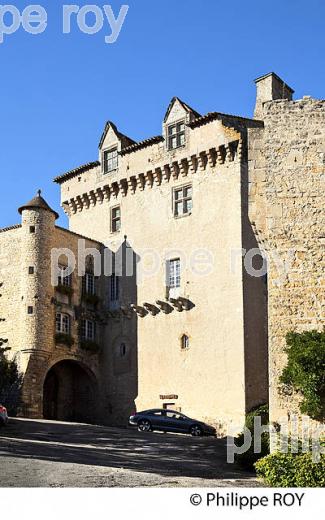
163,97,201,152
98,121,135,177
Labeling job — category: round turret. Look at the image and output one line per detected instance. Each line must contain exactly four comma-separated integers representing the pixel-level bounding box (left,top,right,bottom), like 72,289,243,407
19,190,58,366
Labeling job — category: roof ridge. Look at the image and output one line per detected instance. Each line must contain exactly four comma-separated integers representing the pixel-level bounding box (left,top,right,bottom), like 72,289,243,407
55,226,104,245
54,161,100,184
0,224,22,233
120,135,164,156
188,111,264,128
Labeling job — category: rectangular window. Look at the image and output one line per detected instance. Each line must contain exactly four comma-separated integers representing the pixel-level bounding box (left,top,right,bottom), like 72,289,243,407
111,206,121,233
110,273,120,301
103,148,118,173
173,185,192,217
82,272,95,295
168,259,181,289
81,319,96,341
27,306,34,315
56,313,71,334
167,121,186,150
28,266,35,275
58,265,72,287
29,226,35,233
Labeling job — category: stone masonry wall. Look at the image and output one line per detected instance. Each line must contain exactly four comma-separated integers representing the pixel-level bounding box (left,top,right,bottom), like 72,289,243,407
0,226,23,359
248,96,325,424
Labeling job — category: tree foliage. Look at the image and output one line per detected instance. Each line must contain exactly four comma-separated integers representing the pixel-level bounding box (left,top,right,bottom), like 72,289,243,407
0,346,23,415
280,330,325,420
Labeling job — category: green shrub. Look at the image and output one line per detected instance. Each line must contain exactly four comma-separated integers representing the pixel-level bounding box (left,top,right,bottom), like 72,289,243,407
280,330,325,420
0,346,23,416
235,404,270,470
245,404,269,431
235,431,270,470
82,293,100,306
56,284,74,297
255,451,325,487
55,333,75,347
80,340,100,354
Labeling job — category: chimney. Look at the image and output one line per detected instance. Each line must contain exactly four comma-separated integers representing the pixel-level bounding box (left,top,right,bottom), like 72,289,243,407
254,72,294,119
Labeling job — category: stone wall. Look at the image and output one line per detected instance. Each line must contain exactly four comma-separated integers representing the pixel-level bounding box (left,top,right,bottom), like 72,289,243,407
248,96,325,424
0,226,23,359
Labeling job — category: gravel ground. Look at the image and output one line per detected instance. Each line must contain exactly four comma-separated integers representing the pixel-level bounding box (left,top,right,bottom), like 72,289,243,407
0,418,261,488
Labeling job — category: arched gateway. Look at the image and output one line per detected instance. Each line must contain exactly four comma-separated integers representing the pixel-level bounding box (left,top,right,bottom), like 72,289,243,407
43,360,97,424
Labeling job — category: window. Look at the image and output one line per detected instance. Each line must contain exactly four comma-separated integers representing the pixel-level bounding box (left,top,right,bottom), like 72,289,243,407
110,273,120,301
56,313,71,335
58,265,72,287
120,343,126,357
168,259,181,289
29,226,35,233
173,185,192,217
167,121,186,150
27,306,34,315
103,148,118,173
28,266,35,275
166,412,185,420
81,319,96,341
181,334,190,350
82,272,95,295
111,206,121,232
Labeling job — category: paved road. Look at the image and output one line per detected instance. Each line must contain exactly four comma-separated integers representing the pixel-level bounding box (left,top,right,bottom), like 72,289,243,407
0,418,260,487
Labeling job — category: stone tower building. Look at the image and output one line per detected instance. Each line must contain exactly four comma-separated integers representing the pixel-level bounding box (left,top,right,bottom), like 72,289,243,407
249,73,325,424
0,72,323,431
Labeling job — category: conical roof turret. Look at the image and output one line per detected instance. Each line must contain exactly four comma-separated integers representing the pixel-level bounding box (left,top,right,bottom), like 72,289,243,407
18,190,59,220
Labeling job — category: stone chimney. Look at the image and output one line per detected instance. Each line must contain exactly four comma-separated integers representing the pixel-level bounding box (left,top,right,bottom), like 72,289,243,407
254,72,294,119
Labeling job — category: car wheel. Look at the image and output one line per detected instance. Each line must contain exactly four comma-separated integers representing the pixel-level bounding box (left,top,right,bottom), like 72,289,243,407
138,419,152,433
190,425,203,437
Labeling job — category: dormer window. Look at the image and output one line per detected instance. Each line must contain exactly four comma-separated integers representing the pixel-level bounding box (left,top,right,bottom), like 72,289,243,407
103,147,118,174
167,121,186,150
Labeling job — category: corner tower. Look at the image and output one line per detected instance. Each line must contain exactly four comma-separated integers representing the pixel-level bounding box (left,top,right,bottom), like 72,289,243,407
18,190,58,417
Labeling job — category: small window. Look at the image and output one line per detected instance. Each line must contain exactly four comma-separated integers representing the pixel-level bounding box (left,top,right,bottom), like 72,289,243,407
56,313,71,334
27,306,34,315
181,334,190,350
81,319,96,341
120,343,126,357
167,121,186,150
103,148,118,173
28,266,35,275
82,272,95,295
173,185,192,217
58,265,72,287
29,226,35,234
111,206,121,233
168,259,181,289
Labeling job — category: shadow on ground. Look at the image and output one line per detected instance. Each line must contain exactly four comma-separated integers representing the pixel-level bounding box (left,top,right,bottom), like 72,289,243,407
0,418,255,482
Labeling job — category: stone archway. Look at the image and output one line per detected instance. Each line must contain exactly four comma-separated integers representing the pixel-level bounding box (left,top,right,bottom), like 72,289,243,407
43,360,97,424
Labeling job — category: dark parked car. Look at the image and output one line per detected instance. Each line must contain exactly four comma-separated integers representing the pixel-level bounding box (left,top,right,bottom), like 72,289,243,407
129,409,216,437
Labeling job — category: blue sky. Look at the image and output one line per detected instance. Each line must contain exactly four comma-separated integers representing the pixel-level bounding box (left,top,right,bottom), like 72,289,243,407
1,0,324,227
